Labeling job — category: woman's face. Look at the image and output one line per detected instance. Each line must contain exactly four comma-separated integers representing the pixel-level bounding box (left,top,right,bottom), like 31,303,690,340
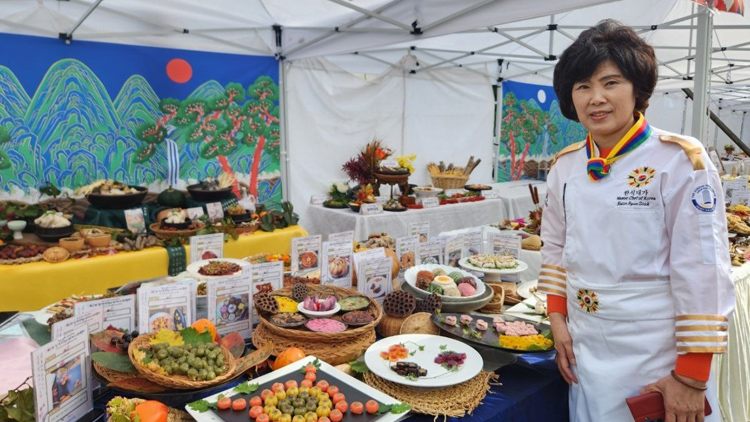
571,60,637,145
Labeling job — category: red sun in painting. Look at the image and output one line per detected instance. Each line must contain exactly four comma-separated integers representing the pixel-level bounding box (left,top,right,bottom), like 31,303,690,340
166,58,192,83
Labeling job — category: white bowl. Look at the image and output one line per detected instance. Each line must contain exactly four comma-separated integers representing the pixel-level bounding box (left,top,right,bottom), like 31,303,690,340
403,264,485,300
297,301,341,318
412,186,443,198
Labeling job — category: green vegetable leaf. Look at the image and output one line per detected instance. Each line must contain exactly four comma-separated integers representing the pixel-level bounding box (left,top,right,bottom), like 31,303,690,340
376,402,411,415
439,344,447,350
409,350,416,356
180,327,213,345
91,352,137,373
405,374,418,381
348,360,369,374
188,399,218,413
299,358,321,374
233,382,259,395
418,345,425,351
541,329,554,341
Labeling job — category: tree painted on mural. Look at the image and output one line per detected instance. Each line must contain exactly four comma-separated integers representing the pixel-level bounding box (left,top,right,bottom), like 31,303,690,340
0,125,13,170
132,76,280,197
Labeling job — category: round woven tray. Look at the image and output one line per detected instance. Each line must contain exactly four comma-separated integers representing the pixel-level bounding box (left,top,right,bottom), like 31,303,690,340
94,361,133,383
107,397,192,422
377,314,408,337
430,174,469,190
257,285,382,342
363,371,498,418
479,283,505,314
149,222,205,240
399,313,440,335
252,322,376,365
127,333,236,390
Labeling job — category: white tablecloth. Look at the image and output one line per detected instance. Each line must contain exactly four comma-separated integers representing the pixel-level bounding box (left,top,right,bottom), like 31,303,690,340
490,180,547,220
714,262,750,422
303,198,506,240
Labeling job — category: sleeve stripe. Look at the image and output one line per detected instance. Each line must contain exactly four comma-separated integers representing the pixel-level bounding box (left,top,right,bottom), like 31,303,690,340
538,279,566,289
539,271,566,281
676,335,727,343
676,319,729,327
676,325,728,332
677,346,727,353
541,264,566,274
675,315,728,322
676,331,728,338
538,285,566,297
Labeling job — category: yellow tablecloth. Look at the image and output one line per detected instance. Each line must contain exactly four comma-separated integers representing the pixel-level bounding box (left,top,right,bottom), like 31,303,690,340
0,226,307,312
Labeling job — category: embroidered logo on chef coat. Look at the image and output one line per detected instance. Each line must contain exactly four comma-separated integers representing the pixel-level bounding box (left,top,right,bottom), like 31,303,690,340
691,184,717,212
576,289,599,313
627,167,656,188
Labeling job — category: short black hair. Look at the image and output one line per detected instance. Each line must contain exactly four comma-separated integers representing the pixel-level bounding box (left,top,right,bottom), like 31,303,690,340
553,19,658,121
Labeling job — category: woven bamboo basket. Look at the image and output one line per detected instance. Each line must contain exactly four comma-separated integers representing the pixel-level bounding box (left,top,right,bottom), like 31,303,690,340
252,323,376,365
94,362,133,383
258,285,382,342
107,397,193,422
479,283,505,314
127,333,236,390
377,314,408,337
399,313,440,335
149,222,205,240
430,174,469,190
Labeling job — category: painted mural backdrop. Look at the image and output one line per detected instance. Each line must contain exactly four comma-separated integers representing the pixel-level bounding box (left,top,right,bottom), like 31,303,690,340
0,33,281,205
497,80,586,182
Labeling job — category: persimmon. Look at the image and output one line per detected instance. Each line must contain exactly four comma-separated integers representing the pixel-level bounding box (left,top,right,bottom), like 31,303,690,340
350,402,363,415
217,397,232,410
134,401,168,422
191,319,218,342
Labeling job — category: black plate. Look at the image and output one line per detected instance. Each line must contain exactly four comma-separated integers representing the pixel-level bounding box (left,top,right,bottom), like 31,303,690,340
340,311,375,326
87,186,148,210
463,185,492,191
229,212,252,223
323,201,348,209
269,313,307,328
383,207,406,212
160,218,192,230
431,313,554,354
212,366,385,422
187,184,235,202
348,203,361,213
35,225,75,242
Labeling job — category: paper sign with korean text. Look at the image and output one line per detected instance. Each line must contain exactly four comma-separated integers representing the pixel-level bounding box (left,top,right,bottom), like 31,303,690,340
408,221,430,243
137,281,195,334
74,295,136,332
51,308,103,341
321,240,353,288
396,235,420,272
207,272,253,338
291,235,322,276
249,261,284,324
189,233,224,263
357,257,393,304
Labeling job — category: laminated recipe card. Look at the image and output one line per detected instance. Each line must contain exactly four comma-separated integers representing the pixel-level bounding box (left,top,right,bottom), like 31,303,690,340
137,281,195,334
207,272,253,338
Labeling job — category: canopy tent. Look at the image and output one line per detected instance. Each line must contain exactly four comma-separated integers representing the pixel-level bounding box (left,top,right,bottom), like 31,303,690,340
1,0,749,203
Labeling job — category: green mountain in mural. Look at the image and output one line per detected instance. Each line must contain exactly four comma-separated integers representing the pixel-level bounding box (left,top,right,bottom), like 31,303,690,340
0,65,30,120
114,75,162,127
188,80,226,100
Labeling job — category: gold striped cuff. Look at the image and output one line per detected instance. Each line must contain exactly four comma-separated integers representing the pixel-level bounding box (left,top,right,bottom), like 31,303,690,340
541,264,566,274
539,263,567,298
676,314,728,322
538,283,566,298
677,345,727,354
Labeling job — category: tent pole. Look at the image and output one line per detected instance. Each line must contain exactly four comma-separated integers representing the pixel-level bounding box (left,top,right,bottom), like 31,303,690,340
279,60,290,202
691,4,713,141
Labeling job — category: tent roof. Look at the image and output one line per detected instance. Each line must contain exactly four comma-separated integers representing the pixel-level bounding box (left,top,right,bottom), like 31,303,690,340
2,0,750,110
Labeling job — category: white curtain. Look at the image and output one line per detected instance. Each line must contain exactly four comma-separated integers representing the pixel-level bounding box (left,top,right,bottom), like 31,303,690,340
285,56,495,225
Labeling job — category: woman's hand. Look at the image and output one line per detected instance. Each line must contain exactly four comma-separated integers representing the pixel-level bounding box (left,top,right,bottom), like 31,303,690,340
641,375,707,422
549,312,578,384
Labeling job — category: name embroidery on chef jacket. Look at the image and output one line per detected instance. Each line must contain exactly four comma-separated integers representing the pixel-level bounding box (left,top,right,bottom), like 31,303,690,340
616,166,658,208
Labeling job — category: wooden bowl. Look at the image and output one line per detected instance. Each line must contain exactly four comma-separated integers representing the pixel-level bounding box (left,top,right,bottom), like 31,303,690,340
86,233,112,248
59,236,85,252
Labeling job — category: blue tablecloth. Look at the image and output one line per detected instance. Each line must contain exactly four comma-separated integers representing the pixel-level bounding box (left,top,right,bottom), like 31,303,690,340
409,352,569,422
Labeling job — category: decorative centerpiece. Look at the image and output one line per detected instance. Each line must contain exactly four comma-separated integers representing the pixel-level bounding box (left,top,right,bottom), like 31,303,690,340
34,210,75,242
427,157,481,190
150,208,205,240
323,181,350,208
343,140,415,198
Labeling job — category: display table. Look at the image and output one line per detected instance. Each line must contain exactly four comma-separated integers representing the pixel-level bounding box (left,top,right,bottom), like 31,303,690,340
304,199,505,240
490,180,546,220
0,226,307,312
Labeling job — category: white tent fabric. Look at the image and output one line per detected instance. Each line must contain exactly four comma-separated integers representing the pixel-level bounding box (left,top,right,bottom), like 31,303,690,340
285,55,494,221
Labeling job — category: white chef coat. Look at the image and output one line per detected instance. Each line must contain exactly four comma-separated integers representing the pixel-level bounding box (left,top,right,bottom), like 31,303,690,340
539,127,736,421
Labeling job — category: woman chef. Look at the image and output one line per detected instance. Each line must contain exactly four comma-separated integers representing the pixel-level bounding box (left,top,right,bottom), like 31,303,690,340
540,19,735,422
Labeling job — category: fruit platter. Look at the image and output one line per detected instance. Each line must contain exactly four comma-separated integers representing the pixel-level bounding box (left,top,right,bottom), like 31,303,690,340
458,255,528,282
0,243,48,265
363,334,483,388
185,355,409,422
188,175,236,202
430,312,554,354
76,179,149,209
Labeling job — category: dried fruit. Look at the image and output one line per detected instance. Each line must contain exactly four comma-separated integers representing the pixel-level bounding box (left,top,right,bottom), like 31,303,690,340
292,283,309,303
418,293,442,314
254,292,279,314
415,271,435,290
383,290,416,317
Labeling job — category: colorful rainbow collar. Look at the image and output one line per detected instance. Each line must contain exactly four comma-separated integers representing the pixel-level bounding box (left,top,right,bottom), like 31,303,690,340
585,112,651,181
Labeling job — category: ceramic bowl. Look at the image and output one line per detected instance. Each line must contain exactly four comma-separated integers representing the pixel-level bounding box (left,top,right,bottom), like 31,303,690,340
86,233,112,248
0,219,7,229
297,302,341,318
59,236,85,252
412,186,443,198
7,220,26,231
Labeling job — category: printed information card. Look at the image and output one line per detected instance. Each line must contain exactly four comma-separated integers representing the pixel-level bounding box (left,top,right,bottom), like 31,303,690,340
187,207,205,220
189,233,225,263
444,235,465,267
396,235,420,272
51,308,103,341
249,261,284,324
408,221,431,243
124,208,146,234
137,281,195,334
291,235,322,276
207,272,253,338
74,295,136,333
206,202,224,222
32,326,93,422
420,197,440,208
310,194,330,205
463,230,484,257
321,240,353,288
487,232,522,258
724,177,748,203
357,257,393,304
360,203,384,215
329,230,354,243
418,240,444,265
